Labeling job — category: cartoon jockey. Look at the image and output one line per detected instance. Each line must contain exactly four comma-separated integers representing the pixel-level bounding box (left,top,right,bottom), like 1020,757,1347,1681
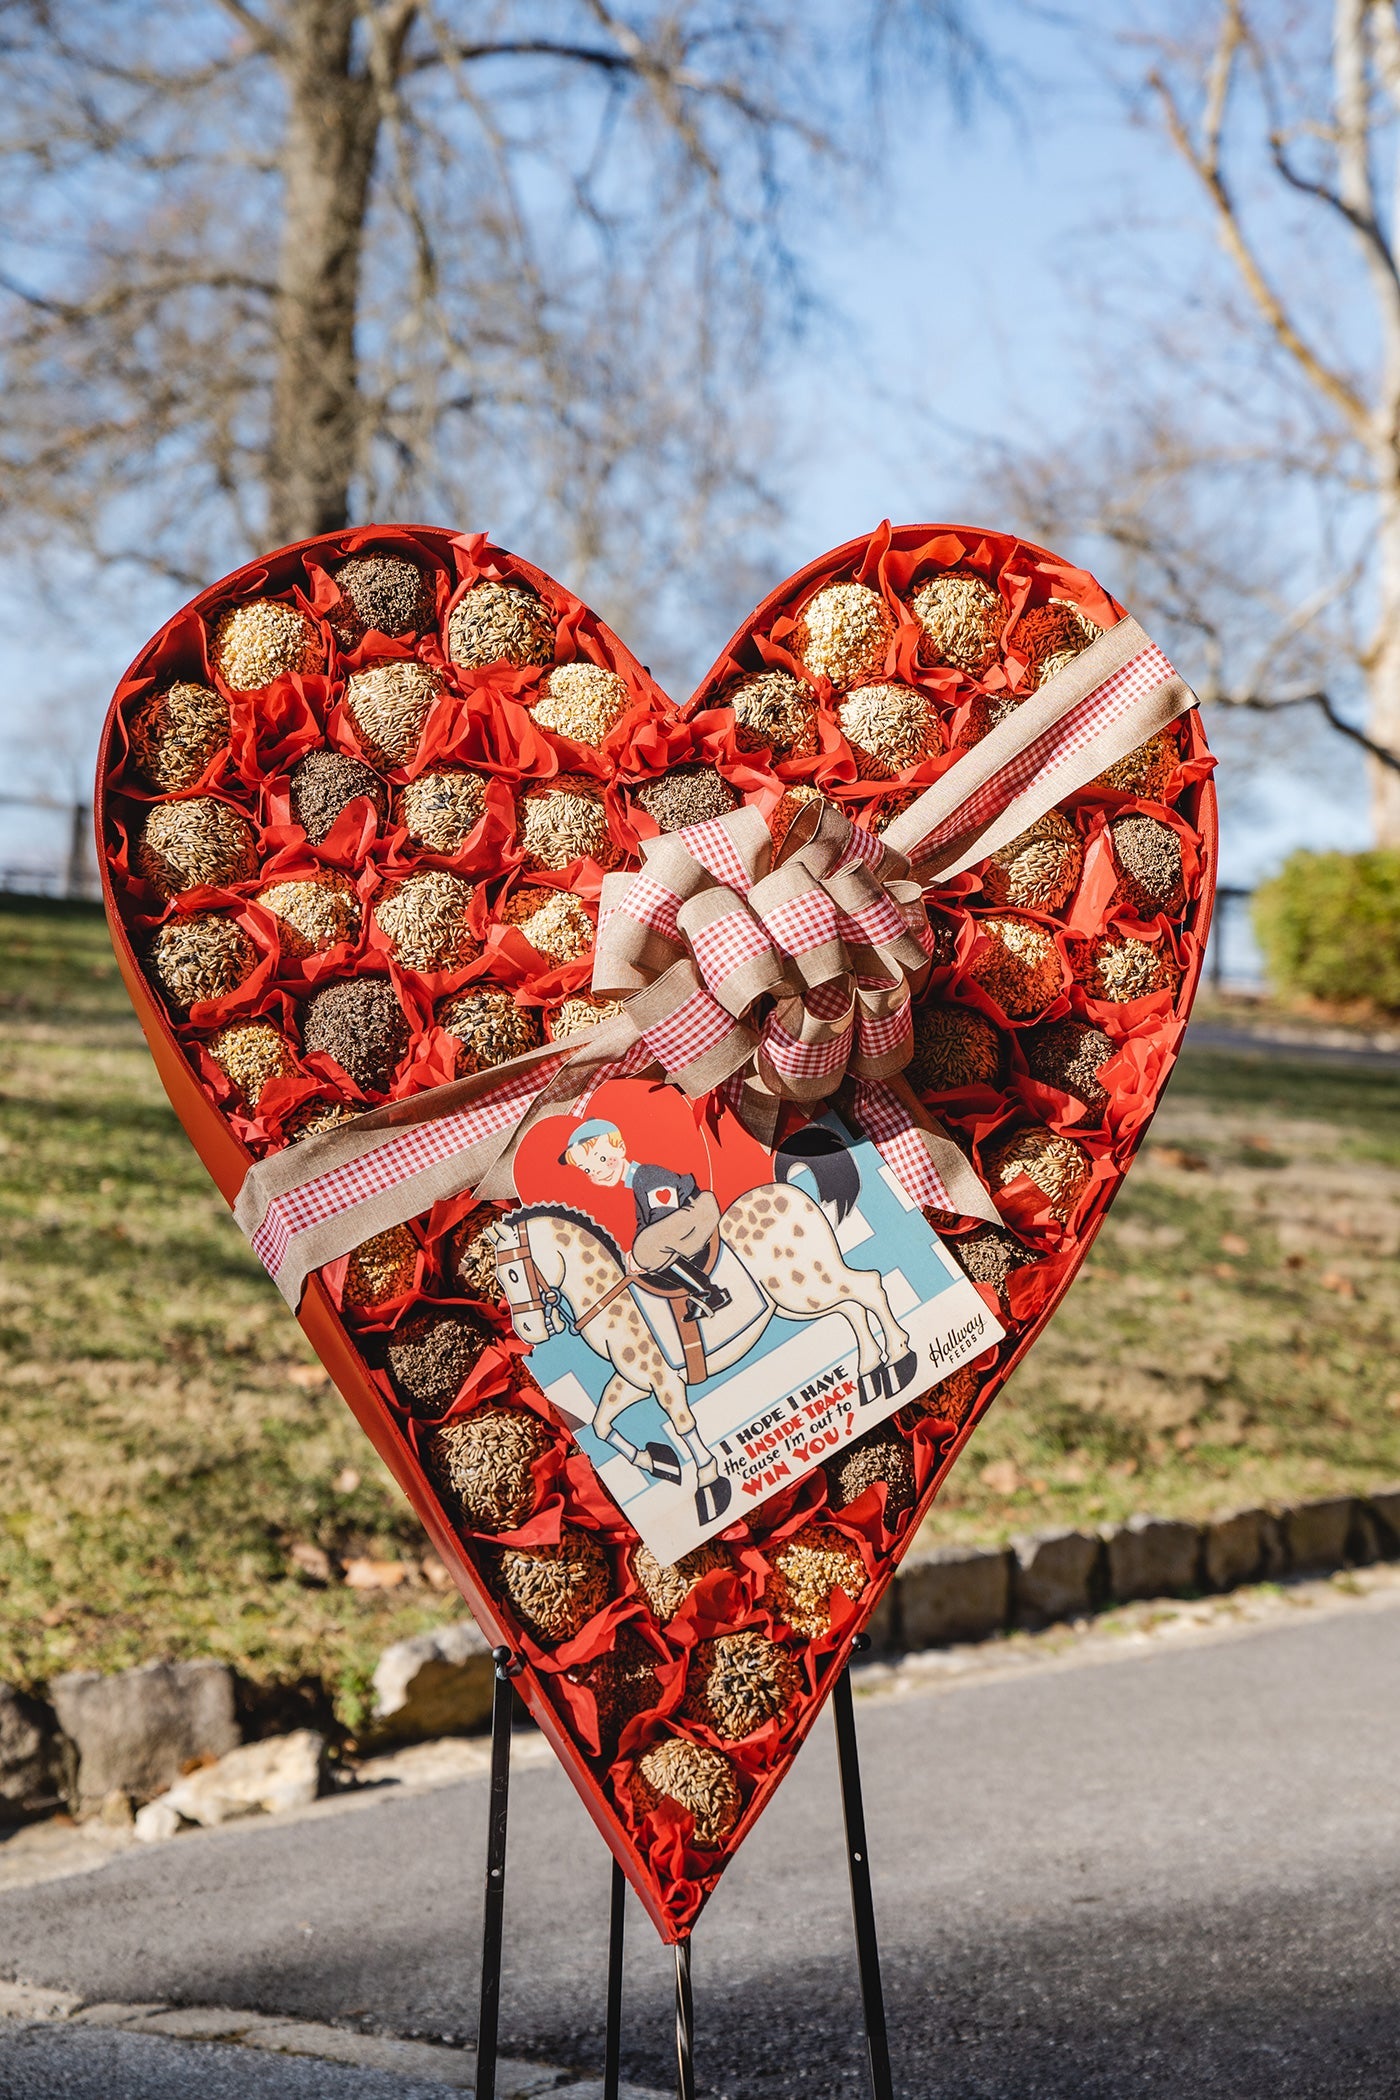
560,1118,731,1320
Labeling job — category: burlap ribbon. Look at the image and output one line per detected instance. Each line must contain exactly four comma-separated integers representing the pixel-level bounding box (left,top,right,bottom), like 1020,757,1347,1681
234,614,1195,1308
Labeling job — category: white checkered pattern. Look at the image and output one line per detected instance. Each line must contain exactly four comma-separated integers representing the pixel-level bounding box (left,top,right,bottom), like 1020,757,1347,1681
836,886,909,951
602,870,682,944
762,1006,853,1081
856,999,912,1060
688,903,773,986
915,643,1176,857
836,819,886,872
761,887,840,959
676,813,754,891
639,983,737,1073
851,1079,953,1210
251,1051,574,1277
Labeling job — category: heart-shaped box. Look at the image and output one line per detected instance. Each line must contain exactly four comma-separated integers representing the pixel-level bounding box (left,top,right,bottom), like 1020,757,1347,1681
97,522,1215,1941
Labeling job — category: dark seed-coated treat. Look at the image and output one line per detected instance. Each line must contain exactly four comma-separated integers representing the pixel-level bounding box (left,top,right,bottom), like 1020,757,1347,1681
454,1204,506,1302
330,554,435,642
291,750,387,844
951,1223,1031,1291
631,1540,732,1621
579,1626,662,1749
301,977,409,1093
1110,812,1185,917
635,765,738,833
1023,1018,1116,1112
383,1309,492,1419
438,987,541,1074
901,1361,982,1431
908,1003,1003,1093
824,1427,916,1519
447,581,555,669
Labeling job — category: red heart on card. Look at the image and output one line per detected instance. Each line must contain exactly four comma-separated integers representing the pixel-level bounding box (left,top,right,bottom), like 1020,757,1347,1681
97,523,1215,1942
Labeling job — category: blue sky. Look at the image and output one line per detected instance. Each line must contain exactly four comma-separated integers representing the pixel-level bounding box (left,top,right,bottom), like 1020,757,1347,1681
0,3,1370,895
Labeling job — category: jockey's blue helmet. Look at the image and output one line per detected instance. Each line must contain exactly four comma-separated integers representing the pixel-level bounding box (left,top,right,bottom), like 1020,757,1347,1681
559,1117,622,1165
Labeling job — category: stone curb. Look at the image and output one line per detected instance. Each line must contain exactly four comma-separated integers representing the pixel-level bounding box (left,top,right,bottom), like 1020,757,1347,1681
880,1486,1400,1655
0,1978,668,2097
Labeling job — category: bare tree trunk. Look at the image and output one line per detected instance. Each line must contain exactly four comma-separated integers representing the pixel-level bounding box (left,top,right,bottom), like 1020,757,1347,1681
267,2,382,543
1368,477,1400,844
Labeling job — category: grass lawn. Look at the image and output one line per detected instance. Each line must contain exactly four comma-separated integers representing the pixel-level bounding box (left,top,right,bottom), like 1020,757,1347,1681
2,896,1398,1724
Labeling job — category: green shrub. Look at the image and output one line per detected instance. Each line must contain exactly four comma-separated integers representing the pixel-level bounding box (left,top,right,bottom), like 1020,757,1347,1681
1253,849,1400,1011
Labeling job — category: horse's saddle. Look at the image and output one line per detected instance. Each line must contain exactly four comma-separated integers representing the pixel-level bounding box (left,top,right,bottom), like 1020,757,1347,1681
630,1240,767,1384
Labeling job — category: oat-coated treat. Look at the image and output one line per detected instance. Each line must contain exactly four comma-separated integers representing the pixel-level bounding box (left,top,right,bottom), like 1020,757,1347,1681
343,660,443,768
1009,598,1100,689
301,976,409,1092
635,765,738,834
286,1100,358,1143
499,886,594,963
793,582,896,690
1110,812,1185,917
256,875,361,957
516,774,616,871
838,683,942,778
148,914,258,1014
532,661,632,742
867,786,919,834
373,870,479,972
903,1360,982,1430
128,680,229,794
212,600,324,691
343,1225,419,1310
547,994,625,1041
1023,1018,1116,1112
908,1002,1003,1094
968,916,1064,1019
766,1526,867,1639
447,581,555,669
384,1308,492,1418
134,798,258,898
291,750,387,845
400,770,487,854
330,553,434,642
726,668,819,758
769,783,824,852
438,987,541,1073
1095,731,1177,801
495,1525,610,1644
985,1124,1091,1222
683,1631,798,1741
1079,933,1180,1004
825,1428,916,1519
630,1735,741,1848
982,809,1083,913
207,1020,296,1108
454,1204,506,1301
427,1405,549,1532
911,569,1003,676
631,1540,732,1622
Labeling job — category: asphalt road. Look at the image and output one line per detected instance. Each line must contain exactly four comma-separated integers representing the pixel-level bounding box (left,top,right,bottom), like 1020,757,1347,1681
3,1600,1399,2099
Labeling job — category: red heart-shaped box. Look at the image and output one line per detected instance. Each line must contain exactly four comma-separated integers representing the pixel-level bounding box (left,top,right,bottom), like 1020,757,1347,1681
97,523,1215,1941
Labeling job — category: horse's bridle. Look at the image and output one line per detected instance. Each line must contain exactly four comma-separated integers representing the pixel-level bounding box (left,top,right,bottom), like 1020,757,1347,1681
493,1214,639,1337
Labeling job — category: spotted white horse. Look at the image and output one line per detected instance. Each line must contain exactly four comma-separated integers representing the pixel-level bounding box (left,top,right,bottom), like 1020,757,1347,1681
487,1135,917,1525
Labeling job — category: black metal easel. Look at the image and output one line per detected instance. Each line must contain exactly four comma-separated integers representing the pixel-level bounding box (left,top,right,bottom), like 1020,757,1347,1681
474,1633,890,2100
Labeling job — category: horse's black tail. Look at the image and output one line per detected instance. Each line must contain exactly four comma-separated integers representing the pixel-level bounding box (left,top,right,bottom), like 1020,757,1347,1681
774,1125,861,1222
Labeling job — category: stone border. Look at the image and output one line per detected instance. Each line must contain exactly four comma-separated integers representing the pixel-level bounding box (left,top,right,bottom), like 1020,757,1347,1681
873,1488,1400,1652
0,1978,667,2098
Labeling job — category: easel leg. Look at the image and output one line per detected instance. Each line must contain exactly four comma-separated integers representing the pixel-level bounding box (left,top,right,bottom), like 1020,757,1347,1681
834,1649,894,2100
674,1938,695,2100
603,1856,626,2100
476,1646,519,2100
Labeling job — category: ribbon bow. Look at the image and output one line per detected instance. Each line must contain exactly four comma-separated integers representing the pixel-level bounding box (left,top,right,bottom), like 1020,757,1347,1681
592,800,936,1133
235,614,1197,1309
